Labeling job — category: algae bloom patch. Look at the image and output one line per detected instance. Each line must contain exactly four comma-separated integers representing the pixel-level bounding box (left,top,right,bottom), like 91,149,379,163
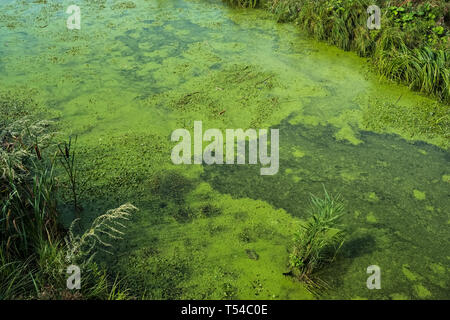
413,189,426,200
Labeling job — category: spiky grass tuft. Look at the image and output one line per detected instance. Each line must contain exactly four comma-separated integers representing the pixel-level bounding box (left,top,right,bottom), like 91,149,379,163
289,187,345,284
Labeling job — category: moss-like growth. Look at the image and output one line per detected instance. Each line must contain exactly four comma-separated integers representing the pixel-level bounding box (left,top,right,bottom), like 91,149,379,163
362,99,449,149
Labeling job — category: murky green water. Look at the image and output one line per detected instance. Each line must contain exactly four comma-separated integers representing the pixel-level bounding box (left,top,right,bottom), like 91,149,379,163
1,0,448,299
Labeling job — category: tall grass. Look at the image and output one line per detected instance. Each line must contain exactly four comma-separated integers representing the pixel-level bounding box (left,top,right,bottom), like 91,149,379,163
0,251,34,299
289,187,345,283
1,118,58,259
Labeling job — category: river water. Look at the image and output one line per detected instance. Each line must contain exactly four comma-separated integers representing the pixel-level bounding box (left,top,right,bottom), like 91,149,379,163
1,0,448,299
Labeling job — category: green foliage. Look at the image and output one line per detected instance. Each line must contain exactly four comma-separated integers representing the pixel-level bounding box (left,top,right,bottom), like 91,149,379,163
1,117,58,259
30,239,131,300
0,92,137,299
289,187,345,283
264,0,450,103
386,2,448,48
0,251,34,299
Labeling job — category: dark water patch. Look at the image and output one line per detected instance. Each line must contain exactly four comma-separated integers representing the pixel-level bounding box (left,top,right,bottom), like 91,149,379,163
201,115,449,298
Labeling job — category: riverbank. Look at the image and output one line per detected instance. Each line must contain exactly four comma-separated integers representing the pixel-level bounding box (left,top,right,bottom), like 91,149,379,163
224,0,449,103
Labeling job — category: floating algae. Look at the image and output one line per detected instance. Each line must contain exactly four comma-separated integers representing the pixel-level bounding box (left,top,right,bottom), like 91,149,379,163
413,189,426,200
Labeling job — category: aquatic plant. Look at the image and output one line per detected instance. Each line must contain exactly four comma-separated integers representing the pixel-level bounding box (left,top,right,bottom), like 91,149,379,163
1,117,58,258
362,97,450,148
289,187,345,283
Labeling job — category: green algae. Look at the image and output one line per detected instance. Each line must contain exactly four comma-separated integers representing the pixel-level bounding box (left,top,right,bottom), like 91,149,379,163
361,98,449,150
112,1,137,10
202,119,450,299
114,186,314,299
367,192,379,202
1,0,449,300
414,284,432,299
390,293,409,300
429,263,445,275
402,265,420,281
413,189,426,200
292,147,305,158
366,212,377,223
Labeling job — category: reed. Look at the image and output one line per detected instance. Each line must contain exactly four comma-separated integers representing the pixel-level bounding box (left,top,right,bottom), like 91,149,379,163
289,187,345,283
1,117,58,259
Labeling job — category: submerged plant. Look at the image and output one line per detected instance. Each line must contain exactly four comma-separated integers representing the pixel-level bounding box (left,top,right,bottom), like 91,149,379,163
289,187,345,283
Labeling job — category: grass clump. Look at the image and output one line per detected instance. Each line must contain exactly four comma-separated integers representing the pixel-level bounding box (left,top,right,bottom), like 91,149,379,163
289,188,345,284
1,117,57,259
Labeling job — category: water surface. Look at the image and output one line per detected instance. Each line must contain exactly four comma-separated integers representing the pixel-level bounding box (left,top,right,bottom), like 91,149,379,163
1,0,448,299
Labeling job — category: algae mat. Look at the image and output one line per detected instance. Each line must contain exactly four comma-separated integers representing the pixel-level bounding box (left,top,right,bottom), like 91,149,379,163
0,0,448,299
